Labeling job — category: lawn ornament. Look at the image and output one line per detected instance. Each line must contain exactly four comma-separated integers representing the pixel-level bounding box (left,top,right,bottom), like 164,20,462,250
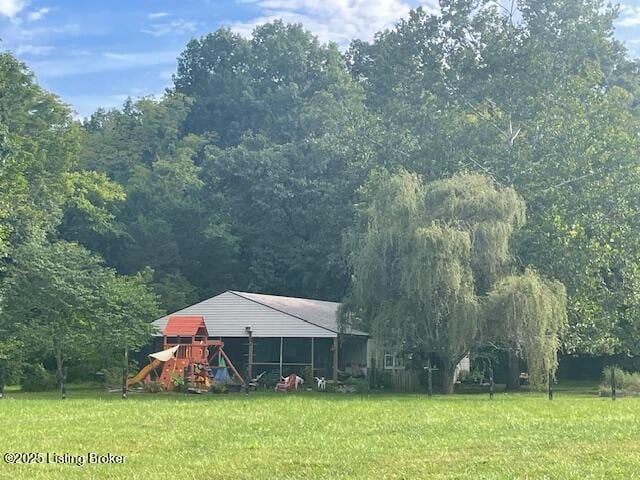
315,376,326,391
248,371,266,390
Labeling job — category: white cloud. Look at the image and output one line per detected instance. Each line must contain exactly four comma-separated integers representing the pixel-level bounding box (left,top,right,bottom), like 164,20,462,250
618,5,640,27
29,50,179,77
230,0,438,46
15,44,53,55
12,22,81,40
0,0,27,18
142,19,199,37
27,7,50,21
148,11,169,19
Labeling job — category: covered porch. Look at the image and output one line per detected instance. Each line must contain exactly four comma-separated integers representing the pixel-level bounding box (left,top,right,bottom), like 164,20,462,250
220,334,368,383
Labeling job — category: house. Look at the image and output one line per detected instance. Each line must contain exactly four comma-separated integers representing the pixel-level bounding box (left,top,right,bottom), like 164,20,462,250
151,290,369,382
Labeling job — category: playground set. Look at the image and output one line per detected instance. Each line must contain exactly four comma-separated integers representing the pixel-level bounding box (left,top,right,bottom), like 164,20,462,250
127,316,244,392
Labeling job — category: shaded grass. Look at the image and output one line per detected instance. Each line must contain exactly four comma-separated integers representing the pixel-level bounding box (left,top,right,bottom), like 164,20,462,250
0,388,639,479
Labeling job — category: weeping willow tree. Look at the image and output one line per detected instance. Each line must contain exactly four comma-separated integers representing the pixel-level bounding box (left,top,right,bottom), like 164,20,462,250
484,270,567,388
342,168,559,393
423,173,526,295
343,169,478,393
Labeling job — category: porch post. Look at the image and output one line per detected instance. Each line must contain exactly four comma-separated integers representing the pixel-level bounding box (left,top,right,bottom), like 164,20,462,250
279,337,283,378
311,338,315,377
332,336,338,381
247,330,253,381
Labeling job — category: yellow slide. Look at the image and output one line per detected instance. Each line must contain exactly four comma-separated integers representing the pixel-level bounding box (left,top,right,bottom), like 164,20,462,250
127,358,162,387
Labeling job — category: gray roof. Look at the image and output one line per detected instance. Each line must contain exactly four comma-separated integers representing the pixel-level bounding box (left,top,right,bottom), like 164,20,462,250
151,290,368,338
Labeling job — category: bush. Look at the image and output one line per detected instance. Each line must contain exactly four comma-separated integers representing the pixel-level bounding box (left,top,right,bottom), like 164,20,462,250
101,367,125,389
302,366,313,385
21,364,57,392
458,369,484,385
600,366,640,395
170,372,184,391
368,367,393,390
344,377,369,393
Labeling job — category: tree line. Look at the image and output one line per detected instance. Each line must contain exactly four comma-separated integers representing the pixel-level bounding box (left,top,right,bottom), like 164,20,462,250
1,0,640,385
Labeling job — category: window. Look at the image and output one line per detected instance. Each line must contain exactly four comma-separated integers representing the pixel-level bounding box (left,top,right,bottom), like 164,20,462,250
384,354,394,369
384,353,404,370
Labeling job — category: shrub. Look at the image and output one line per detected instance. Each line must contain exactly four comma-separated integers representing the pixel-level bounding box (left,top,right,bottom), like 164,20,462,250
170,372,185,391
626,374,640,394
458,369,484,385
368,366,393,390
344,377,369,393
101,367,124,389
600,366,640,395
302,366,313,385
21,364,57,392
601,366,627,389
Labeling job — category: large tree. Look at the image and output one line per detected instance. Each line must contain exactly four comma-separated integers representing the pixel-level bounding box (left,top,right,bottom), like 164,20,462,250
1,241,162,382
343,169,536,392
0,51,162,383
77,96,238,311
80,22,375,303
484,269,567,388
347,0,640,356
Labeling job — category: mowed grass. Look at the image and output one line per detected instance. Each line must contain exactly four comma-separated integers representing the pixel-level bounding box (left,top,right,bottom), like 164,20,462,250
1,388,639,479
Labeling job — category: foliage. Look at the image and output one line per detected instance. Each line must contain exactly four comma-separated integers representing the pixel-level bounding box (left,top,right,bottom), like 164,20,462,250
302,366,313,384
0,53,80,259
343,377,369,393
0,338,23,385
20,364,57,392
457,369,484,385
0,241,161,380
344,169,534,392
347,0,640,356
2,0,640,381
3,241,110,381
101,367,124,389
77,95,236,304
77,21,374,303
174,22,358,147
600,366,640,394
90,269,162,368
367,366,393,390
484,270,568,387
422,173,526,295
170,372,184,390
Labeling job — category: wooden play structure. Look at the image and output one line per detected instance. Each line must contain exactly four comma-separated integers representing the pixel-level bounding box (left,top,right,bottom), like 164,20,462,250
128,315,244,391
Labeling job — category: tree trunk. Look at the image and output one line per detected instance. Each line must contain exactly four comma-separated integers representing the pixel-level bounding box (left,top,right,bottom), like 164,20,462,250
506,349,520,391
55,344,64,393
441,360,455,394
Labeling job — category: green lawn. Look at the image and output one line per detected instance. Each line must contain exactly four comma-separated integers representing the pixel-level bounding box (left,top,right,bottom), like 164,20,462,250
0,387,639,479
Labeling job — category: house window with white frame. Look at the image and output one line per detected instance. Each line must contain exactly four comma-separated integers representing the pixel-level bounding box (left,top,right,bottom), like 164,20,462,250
384,352,404,370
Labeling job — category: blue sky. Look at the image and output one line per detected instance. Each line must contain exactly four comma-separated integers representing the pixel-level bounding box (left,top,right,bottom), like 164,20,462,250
1,0,640,118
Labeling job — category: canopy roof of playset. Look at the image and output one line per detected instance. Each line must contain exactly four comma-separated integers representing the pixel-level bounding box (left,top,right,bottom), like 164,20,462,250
151,290,368,338
162,315,207,336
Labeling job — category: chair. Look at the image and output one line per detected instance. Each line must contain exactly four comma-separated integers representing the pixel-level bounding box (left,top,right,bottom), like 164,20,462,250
275,373,296,392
